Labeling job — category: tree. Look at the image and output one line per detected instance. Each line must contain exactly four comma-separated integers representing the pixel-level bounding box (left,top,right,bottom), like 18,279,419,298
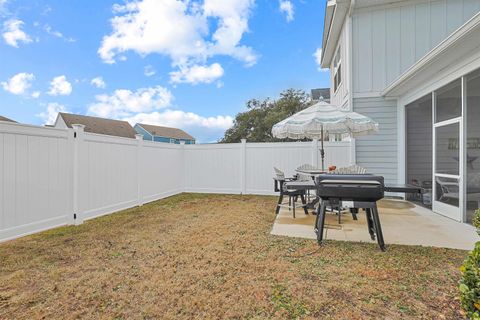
220,89,312,143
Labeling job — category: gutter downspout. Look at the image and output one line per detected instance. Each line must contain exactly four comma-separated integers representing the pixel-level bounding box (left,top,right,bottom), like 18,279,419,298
348,0,355,110
348,0,356,164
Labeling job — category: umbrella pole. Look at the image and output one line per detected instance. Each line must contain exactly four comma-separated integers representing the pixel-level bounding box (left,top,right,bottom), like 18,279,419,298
321,125,325,171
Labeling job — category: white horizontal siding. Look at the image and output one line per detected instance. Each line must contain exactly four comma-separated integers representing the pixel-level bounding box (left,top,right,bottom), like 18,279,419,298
353,0,480,94
354,97,398,184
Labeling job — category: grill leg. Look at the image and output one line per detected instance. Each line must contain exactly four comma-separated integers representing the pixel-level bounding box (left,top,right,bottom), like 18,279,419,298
293,197,296,219
365,208,375,240
300,194,308,215
350,208,358,220
315,201,327,245
371,205,386,251
275,194,284,215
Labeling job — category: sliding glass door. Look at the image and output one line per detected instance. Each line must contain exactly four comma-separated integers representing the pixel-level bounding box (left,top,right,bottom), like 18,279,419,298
405,69,480,223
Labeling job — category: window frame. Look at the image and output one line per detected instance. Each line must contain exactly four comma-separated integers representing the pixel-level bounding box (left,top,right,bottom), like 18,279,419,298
333,46,342,93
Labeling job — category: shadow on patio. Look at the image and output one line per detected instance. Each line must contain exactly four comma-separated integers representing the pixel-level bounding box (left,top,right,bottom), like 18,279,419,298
271,199,479,250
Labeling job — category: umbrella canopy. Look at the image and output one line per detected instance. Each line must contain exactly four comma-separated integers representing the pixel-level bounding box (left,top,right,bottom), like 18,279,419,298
271,100,379,171
271,100,378,140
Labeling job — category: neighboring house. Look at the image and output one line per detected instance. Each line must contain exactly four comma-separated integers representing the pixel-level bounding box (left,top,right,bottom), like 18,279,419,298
321,0,480,223
134,123,195,144
54,113,137,139
311,88,331,102
0,116,17,123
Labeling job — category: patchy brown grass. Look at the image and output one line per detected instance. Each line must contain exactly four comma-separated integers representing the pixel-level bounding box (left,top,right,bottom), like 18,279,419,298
0,194,467,319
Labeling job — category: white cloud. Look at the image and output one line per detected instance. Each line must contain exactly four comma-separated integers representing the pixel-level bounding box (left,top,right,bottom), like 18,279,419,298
48,75,72,96
124,110,233,130
279,0,294,22
170,63,224,85
88,85,174,118
144,65,156,77
37,102,67,125
31,91,40,98
2,19,32,47
98,0,256,84
91,76,106,89
1,72,35,95
44,24,75,42
314,47,328,72
124,109,233,142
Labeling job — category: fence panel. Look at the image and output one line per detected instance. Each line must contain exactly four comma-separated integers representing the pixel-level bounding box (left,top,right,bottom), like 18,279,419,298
184,144,242,194
246,142,312,195
140,141,183,203
0,123,72,242
78,132,139,221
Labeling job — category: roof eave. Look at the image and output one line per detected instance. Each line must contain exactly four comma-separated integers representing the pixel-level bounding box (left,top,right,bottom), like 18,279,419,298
320,0,350,69
383,12,480,98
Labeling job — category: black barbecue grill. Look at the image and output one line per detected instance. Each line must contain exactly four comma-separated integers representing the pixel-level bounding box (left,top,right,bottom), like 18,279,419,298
315,174,387,251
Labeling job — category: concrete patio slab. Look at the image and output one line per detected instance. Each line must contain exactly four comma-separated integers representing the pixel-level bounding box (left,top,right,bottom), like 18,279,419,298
271,199,480,250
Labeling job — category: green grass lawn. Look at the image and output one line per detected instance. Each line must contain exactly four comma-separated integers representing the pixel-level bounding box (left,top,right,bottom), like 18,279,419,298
0,194,467,319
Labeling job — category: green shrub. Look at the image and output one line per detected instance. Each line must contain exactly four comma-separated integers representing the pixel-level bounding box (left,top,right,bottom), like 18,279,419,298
460,209,480,319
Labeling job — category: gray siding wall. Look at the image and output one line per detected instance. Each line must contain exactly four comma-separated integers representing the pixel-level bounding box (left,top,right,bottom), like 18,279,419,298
352,0,480,94
353,97,398,184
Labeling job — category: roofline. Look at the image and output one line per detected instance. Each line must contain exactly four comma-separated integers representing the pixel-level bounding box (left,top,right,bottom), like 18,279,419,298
382,12,480,97
320,0,350,69
136,123,195,140
58,112,131,124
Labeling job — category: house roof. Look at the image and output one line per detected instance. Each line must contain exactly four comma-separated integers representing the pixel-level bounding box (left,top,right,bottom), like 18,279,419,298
0,115,17,123
311,88,331,101
137,124,195,141
58,113,137,139
383,12,480,98
321,0,350,68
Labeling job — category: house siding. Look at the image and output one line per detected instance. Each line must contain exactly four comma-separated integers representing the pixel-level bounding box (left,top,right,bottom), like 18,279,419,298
330,21,349,108
152,136,194,144
352,0,480,95
353,97,398,184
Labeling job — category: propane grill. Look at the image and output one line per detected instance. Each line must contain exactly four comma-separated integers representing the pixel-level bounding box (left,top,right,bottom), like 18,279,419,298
315,174,386,251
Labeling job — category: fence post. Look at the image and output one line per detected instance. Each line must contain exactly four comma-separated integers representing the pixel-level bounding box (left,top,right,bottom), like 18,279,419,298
179,141,186,192
311,139,319,167
72,124,85,225
240,139,247,194
136,134,144,206
350,138,356,165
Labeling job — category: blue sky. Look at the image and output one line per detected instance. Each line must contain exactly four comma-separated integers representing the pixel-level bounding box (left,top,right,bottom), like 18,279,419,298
0,0,329,142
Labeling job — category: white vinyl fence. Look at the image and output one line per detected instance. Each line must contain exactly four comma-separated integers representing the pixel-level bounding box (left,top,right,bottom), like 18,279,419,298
185,140,352,195
0,122,352,242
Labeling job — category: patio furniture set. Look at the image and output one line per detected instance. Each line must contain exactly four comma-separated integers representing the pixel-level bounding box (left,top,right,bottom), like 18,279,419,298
273,165,424,252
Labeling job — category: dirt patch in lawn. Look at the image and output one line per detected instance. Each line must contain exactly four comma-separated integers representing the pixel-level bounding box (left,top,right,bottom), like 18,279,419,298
0,194,467,319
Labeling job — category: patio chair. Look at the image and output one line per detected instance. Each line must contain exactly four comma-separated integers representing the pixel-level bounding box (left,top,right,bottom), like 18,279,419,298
296,163,318,200
273,167,308,218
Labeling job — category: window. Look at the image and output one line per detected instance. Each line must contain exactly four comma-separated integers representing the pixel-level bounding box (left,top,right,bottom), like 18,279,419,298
333,46,342,92
169,138,176,144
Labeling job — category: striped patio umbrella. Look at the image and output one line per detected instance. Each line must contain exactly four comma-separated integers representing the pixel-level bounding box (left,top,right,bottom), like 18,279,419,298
271,99,379,170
